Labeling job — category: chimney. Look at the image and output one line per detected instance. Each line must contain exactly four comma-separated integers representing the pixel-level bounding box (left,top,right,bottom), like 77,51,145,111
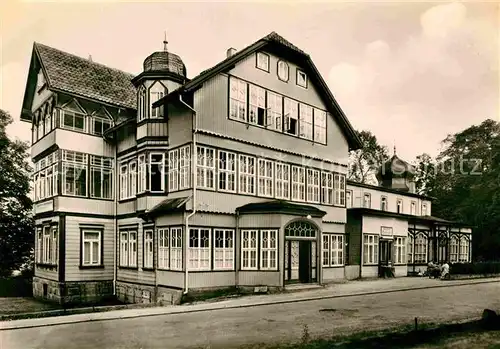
226,47,237,58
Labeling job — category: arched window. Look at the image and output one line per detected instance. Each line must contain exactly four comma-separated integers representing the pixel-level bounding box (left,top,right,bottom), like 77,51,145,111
285,220,317,238
449,235,459,263
137,85,146,122
414,233,428,263
149,82,167,118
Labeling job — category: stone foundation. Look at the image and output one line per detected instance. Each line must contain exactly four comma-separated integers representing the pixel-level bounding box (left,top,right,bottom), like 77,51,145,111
116,282,183,305
33,277,113,305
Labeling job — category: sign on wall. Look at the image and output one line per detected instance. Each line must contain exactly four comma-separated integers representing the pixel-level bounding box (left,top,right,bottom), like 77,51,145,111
380,226,393,237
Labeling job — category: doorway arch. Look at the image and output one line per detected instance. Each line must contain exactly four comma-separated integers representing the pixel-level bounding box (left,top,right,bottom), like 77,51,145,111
284,220,318,284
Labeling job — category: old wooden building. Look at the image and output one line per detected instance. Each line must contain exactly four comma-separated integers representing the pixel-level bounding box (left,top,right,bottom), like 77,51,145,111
20,32,472,305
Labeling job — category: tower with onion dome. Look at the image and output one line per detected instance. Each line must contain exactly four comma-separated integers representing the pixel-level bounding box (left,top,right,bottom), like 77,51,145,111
376,146,417,193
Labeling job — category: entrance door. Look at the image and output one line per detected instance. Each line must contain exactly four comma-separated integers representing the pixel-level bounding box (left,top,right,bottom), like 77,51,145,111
379,240,392,266
298,241,312,283
285,240,316,284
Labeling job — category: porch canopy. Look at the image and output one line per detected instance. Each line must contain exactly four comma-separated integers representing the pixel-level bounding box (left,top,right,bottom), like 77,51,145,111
236,200,327,217
138,196,190,221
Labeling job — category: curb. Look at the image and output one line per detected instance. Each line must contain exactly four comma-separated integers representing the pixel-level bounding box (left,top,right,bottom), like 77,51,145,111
1,278,499,331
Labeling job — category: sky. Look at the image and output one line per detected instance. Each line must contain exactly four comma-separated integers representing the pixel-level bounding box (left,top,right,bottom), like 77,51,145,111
1,1,498,162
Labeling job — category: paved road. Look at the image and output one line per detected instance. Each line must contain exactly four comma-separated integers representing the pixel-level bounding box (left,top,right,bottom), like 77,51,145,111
2,282,500,349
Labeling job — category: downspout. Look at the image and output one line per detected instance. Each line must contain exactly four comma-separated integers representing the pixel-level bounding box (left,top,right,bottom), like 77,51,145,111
179,94,197,295
113,124,118,297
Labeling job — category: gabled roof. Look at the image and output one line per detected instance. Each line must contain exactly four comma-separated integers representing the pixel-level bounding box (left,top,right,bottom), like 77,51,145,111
33,43,137,110
154,31,362,150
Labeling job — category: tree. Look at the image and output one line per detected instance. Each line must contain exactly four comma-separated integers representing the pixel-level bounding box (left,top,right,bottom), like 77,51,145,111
413,153,437,196
348,130,389,184
0,109,34,277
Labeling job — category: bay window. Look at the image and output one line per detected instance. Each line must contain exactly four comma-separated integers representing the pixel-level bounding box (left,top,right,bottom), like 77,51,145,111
129,161,137,197
218,150,236,192
258,159,274,197
179,146,191,190
229,77,247,121
291,166,305,201
150,83,165,118
196,146,215,189
239,155,256,195
363,234,379,265
82,230,101,266
62,150,87,197
90,155,113,199
214,229,234,270
137,86,146,121
275,163,290,199
188,228,211,270
33,151,58,201
306,169,320,203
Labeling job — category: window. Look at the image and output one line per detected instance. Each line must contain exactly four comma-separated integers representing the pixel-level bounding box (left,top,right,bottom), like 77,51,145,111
241,230,258,270
188,228,211,270
90,114,112,136
90,155,113,199
296,69,307,88
36,228,42,263
33,151,59,201
422,203,428,216
260,230,278,270
277,60,289,81
43,226,51,264
119,163,128,200
459,238,469,262
138,155,146,193
334,174,346,206
410,201,416,215
407,235,413,264
197,146,215,189
61,109,86,132
258,159,274,197
119,230,137,267
249,84,266,126
291,166,305,201
256,52,270,72
449,236,459,263
363,193,371,208
150,153,165,192
284,98,299,135
214,229,234,270
381,196,388,211
158,228,169,269
363,234,379,264
44,110,51,135
144,230,154,269
346,190,352,208
314,109,326,144
218,150,236,192
267,91,282,131
397,199,403,214
239,155,256,195
299,104,313,140
82,230,101,266
137,86,146,121
150,84,165,118
229,77,247,121
169,149,179,192
170,227,183,270
62,150,87,197
394,237,406,264
38,225,58,265
275,163,290,199
414,233,428,263
321,172,333,205
52,109,57,129
306,169,320,203
322,234,344,267
179,146,191,190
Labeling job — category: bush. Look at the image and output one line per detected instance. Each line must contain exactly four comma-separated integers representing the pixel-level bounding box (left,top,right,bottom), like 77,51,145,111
450,262,500,275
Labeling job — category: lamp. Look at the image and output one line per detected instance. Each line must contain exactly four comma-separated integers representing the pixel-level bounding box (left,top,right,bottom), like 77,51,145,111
306,214,312,220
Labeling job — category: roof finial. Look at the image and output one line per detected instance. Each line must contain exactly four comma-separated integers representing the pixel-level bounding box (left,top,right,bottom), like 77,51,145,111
393,140,397,156
88,54,93,62
163,30,168,51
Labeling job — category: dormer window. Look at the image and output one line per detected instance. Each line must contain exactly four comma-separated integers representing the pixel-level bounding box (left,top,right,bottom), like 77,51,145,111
296,69,307,88
256,52,270,72
277,60,289,81
149,82,167,118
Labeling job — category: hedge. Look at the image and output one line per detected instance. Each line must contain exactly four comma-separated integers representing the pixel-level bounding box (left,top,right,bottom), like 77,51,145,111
450,262,500,275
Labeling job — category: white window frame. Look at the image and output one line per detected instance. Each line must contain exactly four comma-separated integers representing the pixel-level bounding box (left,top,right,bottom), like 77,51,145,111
260,230,278,270
218,150,236,193
128,160,137,198
249,84,266,126
450,236,459,263
169,149,179,192
137,86,146,122
36,228,43,263
459,238,469,263
82,230,101,266
363,234,379,265
229,77,247,121
291,166,306,201
119,163,128,200
346,190,352,208
258,159,274,197
128,231,138,268
241,230,258,270
42,226,51,264
51,227,58,265
414,233,428,264
277,60,289,81
334,174,346,206
60,109,86,132
306,169,320,203
62,150,88,197
296,69,308,88
89,114,112,136
150,91,165,118
158,228,169,269
170,227,183,270
144,229,154,269
266,91,282,132
256,52,270,72
239,155,256,195
394,237,406,264
322,234,344,267
214,229,234,270
90,155,113,199
321,172,334,205
313,109,326,144
284,98,299,136
138,155,146,193
381,196,388,211
275,163,290,199
188,228,211,271
196,146,215,190
179,146,191,190
299,104,313,140
149,153,165,193
120,232,128,266
408,235,414,264
363,193,371,208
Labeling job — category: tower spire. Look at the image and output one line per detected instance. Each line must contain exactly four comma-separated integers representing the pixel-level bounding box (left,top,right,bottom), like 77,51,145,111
393,139,397,156
163,30,168,51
